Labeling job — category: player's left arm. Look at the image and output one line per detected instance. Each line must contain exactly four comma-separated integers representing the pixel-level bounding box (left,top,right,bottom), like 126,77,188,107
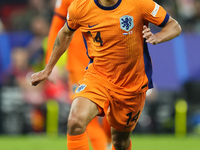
142,16,182,45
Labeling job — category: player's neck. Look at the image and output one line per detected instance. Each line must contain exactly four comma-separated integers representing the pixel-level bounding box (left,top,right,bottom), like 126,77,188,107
98,0,118,7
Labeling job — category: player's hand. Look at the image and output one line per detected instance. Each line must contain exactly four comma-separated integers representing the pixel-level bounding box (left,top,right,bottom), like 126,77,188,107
46,66,61,84
30,70,51,86
142,25,157,45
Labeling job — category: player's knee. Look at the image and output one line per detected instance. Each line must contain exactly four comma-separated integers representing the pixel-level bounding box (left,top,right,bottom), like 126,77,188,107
67,113,86,135
112,140,127,150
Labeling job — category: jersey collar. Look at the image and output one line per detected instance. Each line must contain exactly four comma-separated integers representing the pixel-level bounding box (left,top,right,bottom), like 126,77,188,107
94,0,122,10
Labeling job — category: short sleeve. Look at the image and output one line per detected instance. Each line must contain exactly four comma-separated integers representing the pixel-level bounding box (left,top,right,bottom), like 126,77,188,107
139,0,169,27
66,0,80,31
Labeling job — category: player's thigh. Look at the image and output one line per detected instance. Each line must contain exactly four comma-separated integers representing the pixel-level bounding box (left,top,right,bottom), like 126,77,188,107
68,96,99,126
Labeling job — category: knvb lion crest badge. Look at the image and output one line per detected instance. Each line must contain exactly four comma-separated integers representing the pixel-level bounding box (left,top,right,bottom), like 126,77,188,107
120,15,134,32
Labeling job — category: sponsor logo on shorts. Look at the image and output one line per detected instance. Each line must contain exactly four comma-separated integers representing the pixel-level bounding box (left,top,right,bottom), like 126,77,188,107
76,84,86,93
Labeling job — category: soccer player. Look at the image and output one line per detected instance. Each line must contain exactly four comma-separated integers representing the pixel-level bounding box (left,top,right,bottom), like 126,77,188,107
30,0,181,149
45,0,109,149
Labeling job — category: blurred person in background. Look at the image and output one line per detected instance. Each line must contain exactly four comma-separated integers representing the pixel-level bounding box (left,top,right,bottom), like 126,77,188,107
0,47,45,134
193,0,200,33
0,18,4,79
0,47,46,133
26,15,50,72
175,0,200,33
45,0,111,149
0,18,4,32
0,0,54,31
157,0,177,17
26,0,55,24
0,0,28,31
1,47,45,105
155,0,200,33
25,12,70,123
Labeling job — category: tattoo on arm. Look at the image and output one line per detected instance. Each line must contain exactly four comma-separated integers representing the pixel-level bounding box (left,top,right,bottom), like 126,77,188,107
53,37,60,51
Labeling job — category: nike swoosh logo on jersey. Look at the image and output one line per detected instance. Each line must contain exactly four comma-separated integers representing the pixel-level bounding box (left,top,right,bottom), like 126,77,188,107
88,24,98,28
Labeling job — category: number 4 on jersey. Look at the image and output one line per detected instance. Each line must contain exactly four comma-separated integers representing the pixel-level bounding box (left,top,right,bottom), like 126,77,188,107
87,31,103,46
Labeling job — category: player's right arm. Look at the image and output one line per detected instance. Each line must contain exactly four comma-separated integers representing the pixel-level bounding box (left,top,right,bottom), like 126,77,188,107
30,24,75,86
138,0,181,45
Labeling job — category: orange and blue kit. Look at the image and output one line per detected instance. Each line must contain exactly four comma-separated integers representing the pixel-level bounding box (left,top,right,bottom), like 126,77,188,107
67,0,169,131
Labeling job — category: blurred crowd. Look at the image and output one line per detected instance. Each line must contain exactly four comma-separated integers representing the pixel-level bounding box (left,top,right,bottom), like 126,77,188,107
0,0,199,109
0,0,70,104
158,0,200,33
0,0,199,102
0,0,55,31
0,0,71,134
0,0,200,33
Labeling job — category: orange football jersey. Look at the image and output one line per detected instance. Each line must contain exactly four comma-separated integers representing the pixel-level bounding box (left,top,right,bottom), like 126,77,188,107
67,0,169,94
46,0,89,72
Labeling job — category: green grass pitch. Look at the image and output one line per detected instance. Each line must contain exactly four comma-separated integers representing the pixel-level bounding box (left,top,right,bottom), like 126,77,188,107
0,134,199,150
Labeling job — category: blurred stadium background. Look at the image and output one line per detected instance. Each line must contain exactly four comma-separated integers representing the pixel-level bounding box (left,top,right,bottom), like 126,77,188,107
0,0,200,149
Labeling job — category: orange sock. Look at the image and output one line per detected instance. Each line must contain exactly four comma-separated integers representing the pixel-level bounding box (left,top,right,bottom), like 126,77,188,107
112,140,132,150
86,117,107,150
67,131,89,150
